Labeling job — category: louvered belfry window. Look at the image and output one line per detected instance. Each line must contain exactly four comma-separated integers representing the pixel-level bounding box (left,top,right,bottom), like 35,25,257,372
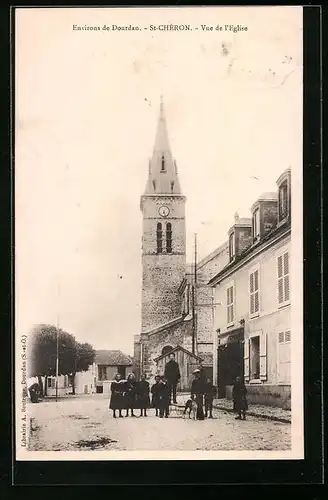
156,222,163,253
166,222,172,253
278,252,290,305
250,269,260,316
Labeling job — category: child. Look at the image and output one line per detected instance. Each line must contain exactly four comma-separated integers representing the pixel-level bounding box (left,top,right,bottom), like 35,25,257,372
109,373,125,418
124,372,138,417
204,377,217,419
232,376,248,420
151,375,162,416
137,373,150,417
158,376,170,418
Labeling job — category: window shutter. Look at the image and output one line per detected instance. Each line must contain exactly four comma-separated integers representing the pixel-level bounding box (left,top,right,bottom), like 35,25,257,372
259,331,267,380
250,294,254,315
278,255,283,278
283,252,289,275
244,339,250,382
285,330,291,342
277,255,284,304
284,275,290,301
254,290,259,313
250,273,254,294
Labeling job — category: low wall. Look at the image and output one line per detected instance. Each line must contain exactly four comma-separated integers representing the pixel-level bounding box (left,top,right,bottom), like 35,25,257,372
225,384,291,410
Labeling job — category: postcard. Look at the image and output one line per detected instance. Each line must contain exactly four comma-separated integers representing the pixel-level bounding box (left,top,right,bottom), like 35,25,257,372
15,6,303,461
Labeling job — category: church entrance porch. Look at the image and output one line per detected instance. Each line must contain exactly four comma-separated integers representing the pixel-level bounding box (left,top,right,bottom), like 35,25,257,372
154,345,202,392
217,328,244,398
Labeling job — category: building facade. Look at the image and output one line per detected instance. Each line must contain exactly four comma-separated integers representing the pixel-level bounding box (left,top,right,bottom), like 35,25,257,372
95,350,133,394
209,169,291,408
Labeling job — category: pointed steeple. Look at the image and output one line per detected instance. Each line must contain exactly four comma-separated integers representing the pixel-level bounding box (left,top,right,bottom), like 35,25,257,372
144,97,182,195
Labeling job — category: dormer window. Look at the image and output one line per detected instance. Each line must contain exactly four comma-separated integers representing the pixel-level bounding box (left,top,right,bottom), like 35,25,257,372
229,232,235,261
161,154,165,171
252,208,260,242
278,180,288,221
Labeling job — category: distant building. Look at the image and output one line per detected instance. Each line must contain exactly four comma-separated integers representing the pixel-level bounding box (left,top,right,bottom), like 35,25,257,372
209,169,291,409
95,350,133,395
27,363,96,397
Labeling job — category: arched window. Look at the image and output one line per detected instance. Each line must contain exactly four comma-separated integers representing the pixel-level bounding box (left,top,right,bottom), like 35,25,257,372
161,154,165,171
170,181,174,193
156,222,162,253
166,222,172,253
162,345,173,356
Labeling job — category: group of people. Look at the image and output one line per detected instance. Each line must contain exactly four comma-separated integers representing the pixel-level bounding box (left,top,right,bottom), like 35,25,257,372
109,351,248,421
109,356,248,421
109,372,172,418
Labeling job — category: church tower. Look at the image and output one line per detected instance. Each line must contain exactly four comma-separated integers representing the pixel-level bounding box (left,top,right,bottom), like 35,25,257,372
140,97,186,333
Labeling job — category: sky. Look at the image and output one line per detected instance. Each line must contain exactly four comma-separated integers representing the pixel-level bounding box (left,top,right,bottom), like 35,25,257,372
15,7,303,355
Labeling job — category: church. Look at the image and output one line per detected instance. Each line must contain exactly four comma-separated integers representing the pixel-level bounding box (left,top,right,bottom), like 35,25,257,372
133,98,229,390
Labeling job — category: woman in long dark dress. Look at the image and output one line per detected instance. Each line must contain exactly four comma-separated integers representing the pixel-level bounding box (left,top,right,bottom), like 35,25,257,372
109,373,125,418
137,373,150,417
151,375,162,416
124,372,138,417
232,376,248,420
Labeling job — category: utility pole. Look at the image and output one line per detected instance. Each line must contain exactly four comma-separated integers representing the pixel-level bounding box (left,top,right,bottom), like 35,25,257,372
192,233,197,354
55,283,60,402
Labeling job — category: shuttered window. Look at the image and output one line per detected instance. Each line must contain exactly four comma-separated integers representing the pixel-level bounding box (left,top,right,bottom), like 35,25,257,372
227,285,234,325
278,252,290,305
250,269,260,316
277,330,291,384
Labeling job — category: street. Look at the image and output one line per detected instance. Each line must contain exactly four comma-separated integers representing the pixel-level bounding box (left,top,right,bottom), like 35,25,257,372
28,394,291,451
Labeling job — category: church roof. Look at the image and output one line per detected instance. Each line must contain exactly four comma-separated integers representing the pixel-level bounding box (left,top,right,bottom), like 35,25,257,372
145,315,192,337
153,344,202,362
144,96,182,195
95,350,133,366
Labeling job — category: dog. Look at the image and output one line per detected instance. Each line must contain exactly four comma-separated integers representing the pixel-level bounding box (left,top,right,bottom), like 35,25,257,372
183,398,198,419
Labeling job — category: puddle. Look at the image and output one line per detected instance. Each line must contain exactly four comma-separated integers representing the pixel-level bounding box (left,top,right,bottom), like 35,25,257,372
74,437,118,450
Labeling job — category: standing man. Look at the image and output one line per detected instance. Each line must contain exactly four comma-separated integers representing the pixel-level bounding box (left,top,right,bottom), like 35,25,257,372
197,359,206,385
191,369,205,420
164,352,181,404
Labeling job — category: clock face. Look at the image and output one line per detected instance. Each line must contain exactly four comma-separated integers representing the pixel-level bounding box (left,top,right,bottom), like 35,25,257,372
158,205,170,217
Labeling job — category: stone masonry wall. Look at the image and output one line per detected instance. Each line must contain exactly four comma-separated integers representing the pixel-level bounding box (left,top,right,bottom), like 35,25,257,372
140,319,192,383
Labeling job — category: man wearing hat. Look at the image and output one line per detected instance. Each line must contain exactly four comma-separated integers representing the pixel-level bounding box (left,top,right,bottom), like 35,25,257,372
164,352,181,405
191,368,205,420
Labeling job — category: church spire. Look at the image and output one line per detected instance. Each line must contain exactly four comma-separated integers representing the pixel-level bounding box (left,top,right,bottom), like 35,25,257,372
144,96,182,195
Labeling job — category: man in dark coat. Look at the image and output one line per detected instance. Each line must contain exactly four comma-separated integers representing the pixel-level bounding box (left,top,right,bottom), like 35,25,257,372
232,376,248,420
191,369,205,420
164,352,180,404
28,383,40,403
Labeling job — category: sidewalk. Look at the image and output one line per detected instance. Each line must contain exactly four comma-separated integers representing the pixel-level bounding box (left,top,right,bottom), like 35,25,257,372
175,394,291,424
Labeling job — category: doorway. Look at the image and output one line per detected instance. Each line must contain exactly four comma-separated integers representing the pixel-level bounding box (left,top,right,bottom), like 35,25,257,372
217,339,244,398
117,366,126,379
